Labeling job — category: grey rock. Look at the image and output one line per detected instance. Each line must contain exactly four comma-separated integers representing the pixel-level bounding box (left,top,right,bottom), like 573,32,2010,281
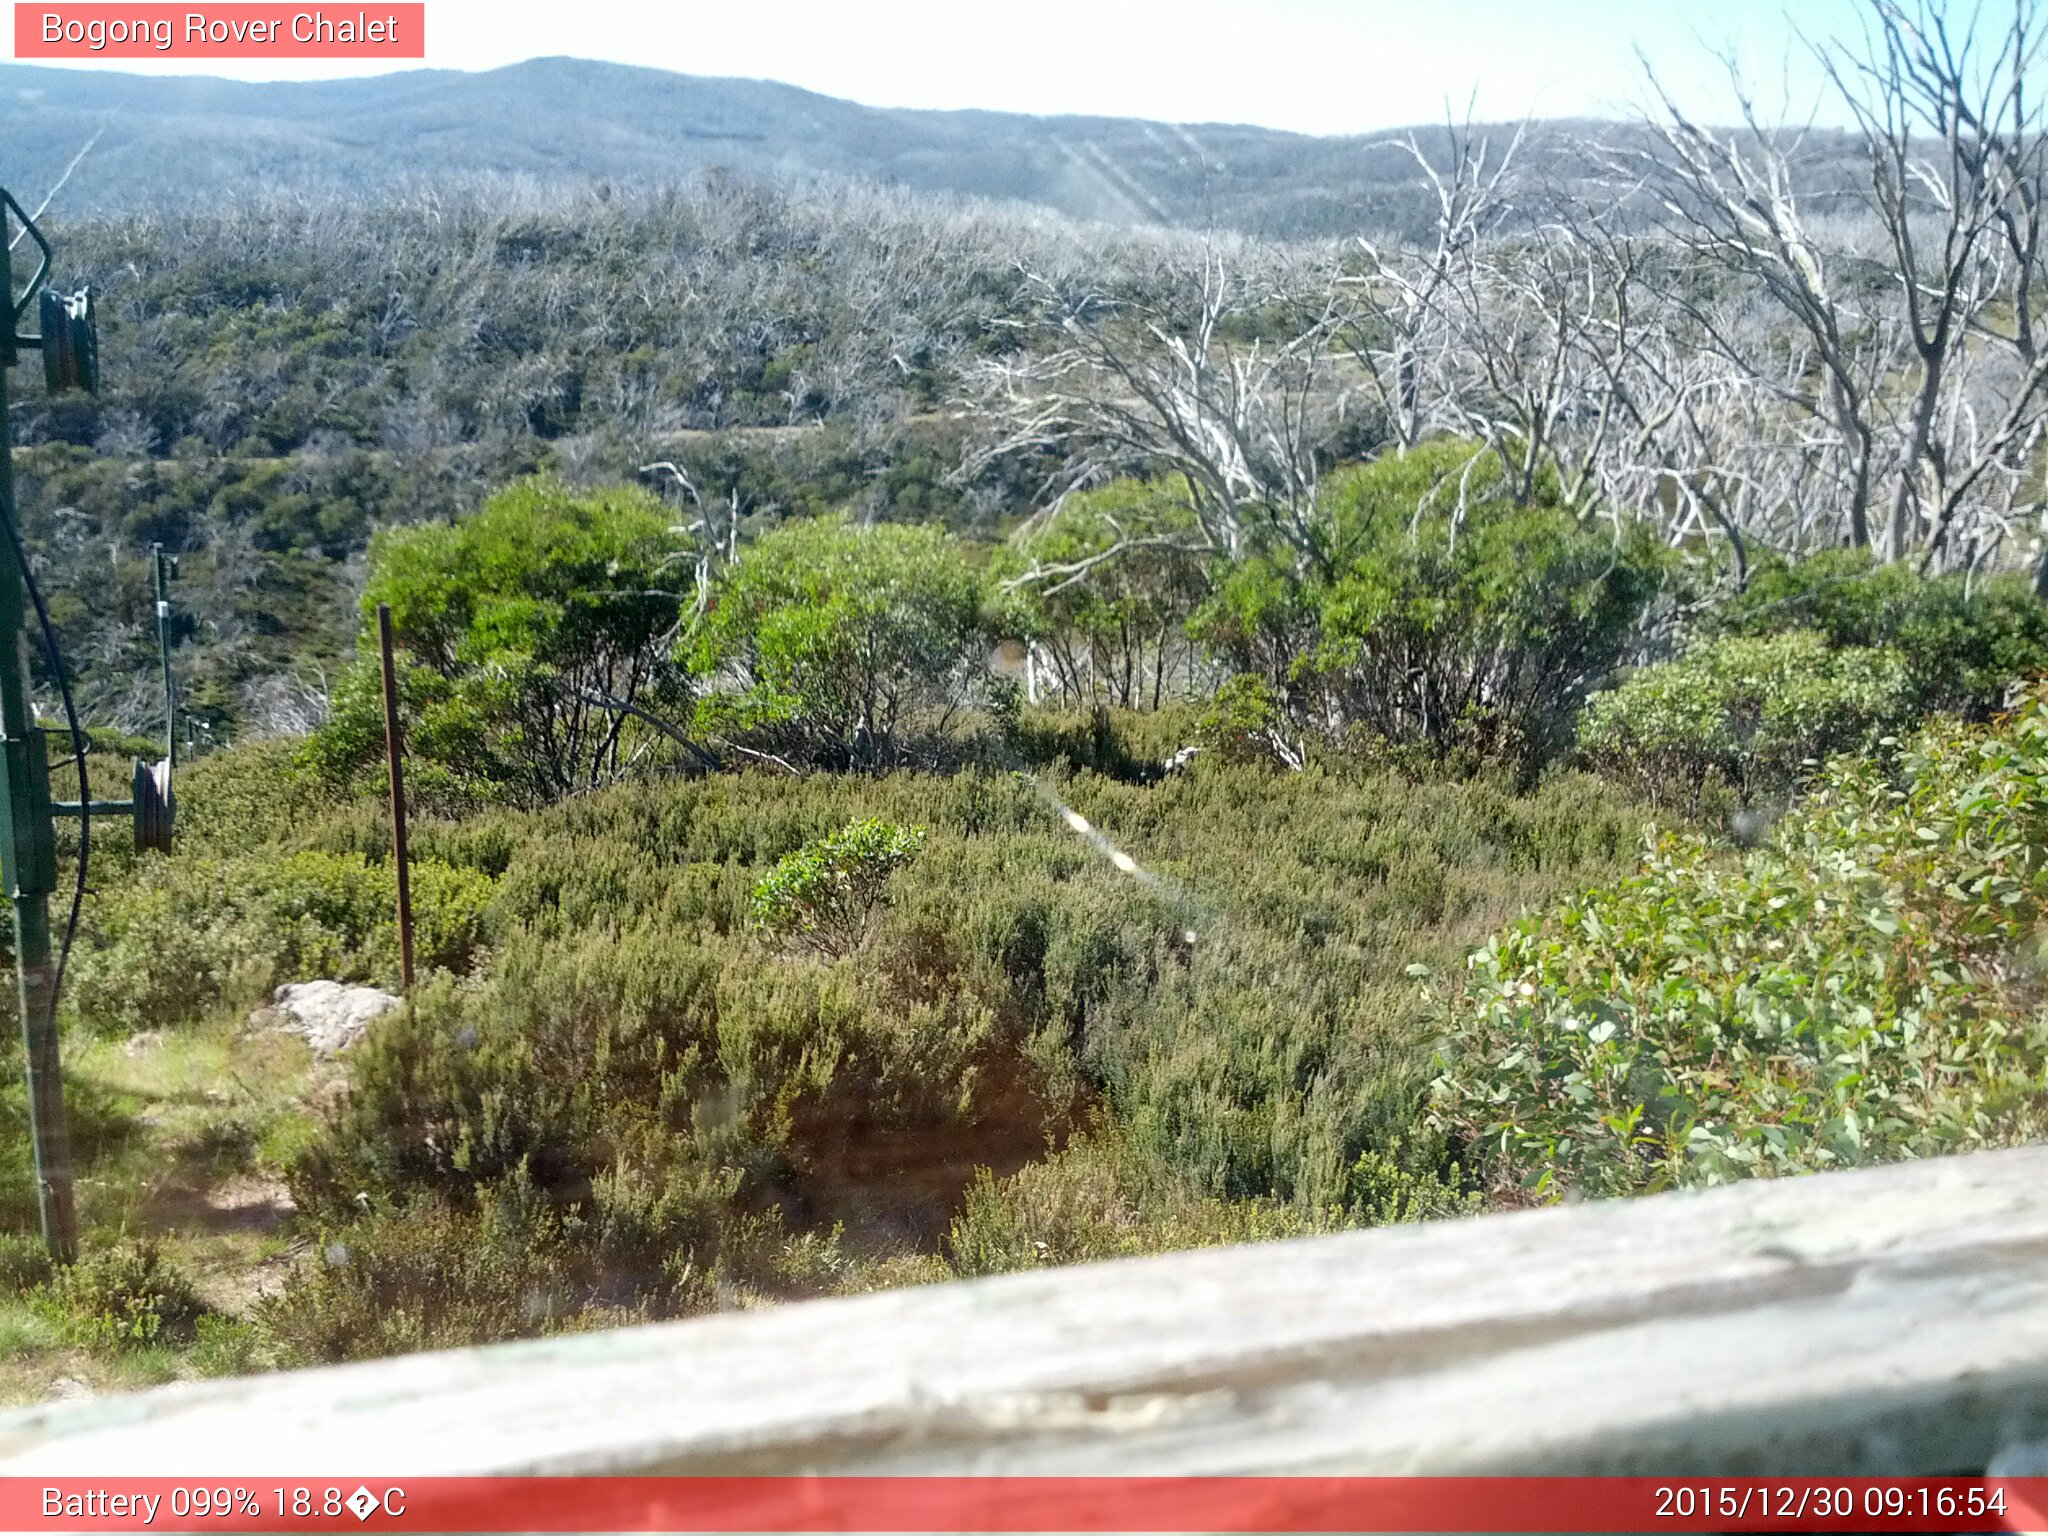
263,980,401,1058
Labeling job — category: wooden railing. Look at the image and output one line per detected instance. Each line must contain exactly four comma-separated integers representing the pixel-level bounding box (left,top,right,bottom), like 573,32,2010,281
4,1144,2048,1476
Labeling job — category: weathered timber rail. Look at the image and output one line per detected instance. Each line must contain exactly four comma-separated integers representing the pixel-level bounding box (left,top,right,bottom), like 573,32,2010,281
4,1145,2048,1476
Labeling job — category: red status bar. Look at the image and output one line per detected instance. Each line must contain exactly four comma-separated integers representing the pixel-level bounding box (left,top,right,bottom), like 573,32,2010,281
3,1477,2045,1533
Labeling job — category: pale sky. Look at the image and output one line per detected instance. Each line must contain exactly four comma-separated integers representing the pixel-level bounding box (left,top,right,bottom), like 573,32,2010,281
8,0,2015,134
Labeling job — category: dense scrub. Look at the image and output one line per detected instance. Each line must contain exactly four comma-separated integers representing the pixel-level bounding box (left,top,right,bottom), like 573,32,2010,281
3,435,2044,1381
1577,556,2048,812
1196,444,1668,765
45,729,1641,1361
18,441,2047,1368
687,517,990,769
1577,632,1915,812
303,452,1679,809
1709,553,2048,724
66,667,2048,1367
311,479,689,807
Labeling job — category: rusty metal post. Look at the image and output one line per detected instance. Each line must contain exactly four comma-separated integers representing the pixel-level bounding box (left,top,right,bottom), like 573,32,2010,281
376,604,415,992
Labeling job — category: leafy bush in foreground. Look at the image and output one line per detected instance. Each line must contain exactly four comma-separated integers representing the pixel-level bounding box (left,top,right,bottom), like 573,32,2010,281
1433,694,2048,1201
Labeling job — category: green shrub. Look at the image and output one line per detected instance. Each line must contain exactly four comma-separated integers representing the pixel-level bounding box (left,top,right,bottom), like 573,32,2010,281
250,851,498,979
1714,550,2048,720
178,739,334,856
257,1200,620,1365
309,476,690,808
189,1314,272,1378
45,1238,205,1350
67,846,499,1033
1577,631,1915,808
1194,675,1301,768
991,481,1206,711
750,818,926,956
66,867,265,1034
686,516,988,768
286,897,1032,1325
1342,1135,1484,1224
408,861,500,973
1194,443,1666,765
268,756,1639,1347
946,1129,1335,1276
995,701,1204,780
245,850,395,979
1433,693,2048,1201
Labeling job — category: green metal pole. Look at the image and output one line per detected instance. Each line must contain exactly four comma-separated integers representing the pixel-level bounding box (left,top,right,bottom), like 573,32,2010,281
152,544,173,772
0,233,75,1263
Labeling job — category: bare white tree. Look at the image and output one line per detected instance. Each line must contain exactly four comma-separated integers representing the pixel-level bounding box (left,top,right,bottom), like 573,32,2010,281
1810,0,2048,569
1610,0,2048,575
964,243,1349,583
1616,57,1900,556
638,459,744,626
1339,115,1524,453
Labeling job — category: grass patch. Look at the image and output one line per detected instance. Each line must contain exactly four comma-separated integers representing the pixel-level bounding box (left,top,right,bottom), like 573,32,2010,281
0,1008,317,1397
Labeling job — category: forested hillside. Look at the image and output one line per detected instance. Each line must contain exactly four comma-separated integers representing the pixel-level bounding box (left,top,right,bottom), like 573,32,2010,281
2,0,2047,1398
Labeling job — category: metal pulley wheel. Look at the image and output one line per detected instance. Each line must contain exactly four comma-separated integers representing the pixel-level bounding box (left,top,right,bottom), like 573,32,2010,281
39,287,97,395
132,756,173,854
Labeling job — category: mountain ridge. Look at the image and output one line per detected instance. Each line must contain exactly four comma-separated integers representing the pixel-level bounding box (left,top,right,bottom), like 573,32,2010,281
1,55,1532,235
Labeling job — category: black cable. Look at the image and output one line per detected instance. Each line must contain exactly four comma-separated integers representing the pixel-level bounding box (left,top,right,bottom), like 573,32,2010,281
0,514,88,1012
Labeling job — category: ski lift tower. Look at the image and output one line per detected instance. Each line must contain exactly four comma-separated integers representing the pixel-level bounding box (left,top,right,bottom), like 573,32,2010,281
3,188,176,1262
